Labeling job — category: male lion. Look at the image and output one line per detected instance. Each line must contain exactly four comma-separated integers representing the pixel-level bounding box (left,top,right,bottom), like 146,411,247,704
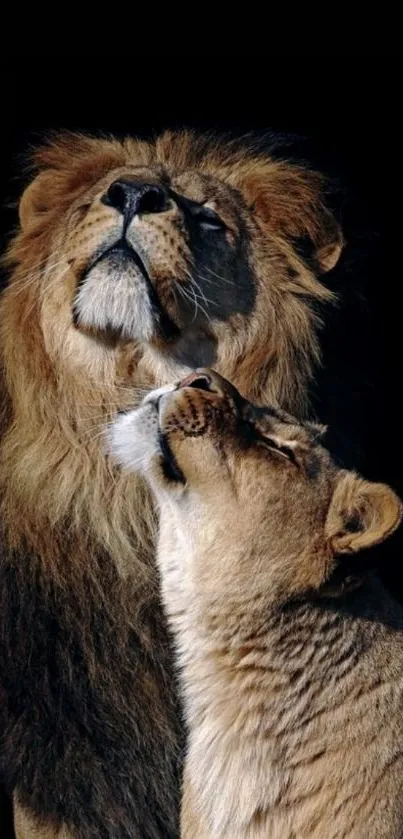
0,131,346,839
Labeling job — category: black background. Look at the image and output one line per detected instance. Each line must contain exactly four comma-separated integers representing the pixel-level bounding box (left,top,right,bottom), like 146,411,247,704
0,53,400,837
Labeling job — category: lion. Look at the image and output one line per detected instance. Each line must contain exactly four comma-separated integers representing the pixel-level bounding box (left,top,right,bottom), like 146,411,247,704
110,369,403,838
0,130,347,839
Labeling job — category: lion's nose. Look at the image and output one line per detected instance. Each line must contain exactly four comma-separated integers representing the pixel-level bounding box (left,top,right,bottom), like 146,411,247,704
102,179,169,222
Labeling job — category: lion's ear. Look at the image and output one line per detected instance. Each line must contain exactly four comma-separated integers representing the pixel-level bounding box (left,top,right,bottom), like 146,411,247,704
19,171,56,230
241,162,344,275
313,209,344,274
326,472,402,556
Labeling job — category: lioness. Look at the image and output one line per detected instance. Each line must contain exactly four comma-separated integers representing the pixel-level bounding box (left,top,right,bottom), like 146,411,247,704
0,130,359,838
110,369,403,839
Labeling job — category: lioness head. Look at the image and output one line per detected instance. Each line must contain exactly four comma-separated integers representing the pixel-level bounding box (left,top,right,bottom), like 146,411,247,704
6,131,342,413
110,369,402,605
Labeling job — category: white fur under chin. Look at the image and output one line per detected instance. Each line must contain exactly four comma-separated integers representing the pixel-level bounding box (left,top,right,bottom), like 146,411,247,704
74,260,154,341
107,383,177,474
108,404,159,474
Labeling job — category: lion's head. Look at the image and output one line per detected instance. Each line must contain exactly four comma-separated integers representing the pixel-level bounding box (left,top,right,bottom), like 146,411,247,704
8,132,342,403
0,131,343,574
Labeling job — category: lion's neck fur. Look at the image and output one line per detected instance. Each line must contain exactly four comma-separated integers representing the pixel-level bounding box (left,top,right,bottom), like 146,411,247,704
0,280,159,584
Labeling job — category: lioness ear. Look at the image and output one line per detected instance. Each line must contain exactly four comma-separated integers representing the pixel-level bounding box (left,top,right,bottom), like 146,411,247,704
326,472,402,555
19,171,56,229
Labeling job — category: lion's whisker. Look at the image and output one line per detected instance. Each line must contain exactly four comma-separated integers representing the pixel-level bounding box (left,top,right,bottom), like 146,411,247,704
8,257,70,295
198,265,237,287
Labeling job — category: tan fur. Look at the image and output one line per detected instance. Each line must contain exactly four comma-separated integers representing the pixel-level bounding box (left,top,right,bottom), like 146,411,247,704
14,799,73,839
110,370,403,838
0,131,342,835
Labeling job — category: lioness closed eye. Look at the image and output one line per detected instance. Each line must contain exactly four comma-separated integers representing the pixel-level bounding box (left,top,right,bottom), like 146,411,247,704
109,369,403,839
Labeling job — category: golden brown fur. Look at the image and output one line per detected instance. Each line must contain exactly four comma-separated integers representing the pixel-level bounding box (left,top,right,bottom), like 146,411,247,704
110,370,403,838
0,131,343,838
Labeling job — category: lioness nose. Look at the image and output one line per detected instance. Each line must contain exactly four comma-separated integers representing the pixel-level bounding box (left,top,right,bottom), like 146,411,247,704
179,369,242,401
179,371,213,392
102,180,169,221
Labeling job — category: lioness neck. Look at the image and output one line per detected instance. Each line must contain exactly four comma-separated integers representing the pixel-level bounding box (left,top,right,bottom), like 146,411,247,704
158,535,403,839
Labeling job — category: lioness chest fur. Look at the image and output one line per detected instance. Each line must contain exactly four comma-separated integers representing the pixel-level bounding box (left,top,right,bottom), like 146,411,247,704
110,369,403,839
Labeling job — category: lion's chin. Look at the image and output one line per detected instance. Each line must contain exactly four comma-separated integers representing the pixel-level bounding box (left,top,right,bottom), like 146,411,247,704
72,254,155,344
72,248,187,349
71,257,219,370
